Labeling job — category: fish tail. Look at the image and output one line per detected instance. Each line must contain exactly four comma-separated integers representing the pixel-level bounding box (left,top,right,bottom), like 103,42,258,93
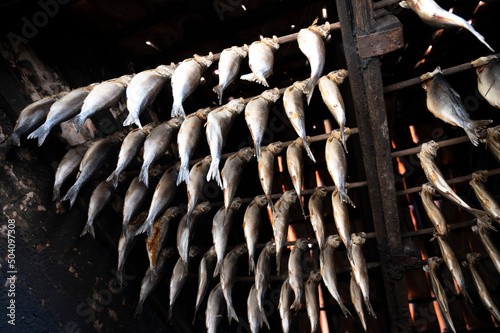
106,171,121,189
52,186,61,201
134,302,143,317
3,134,20,147
122,225,130,241
340,190,356,208
290,293,301,311
68,115,86,133
167,307,173,321
139,163,150,187
213,84,224,105
304,79,315,105
80,221,95,239
171,102,186,118
192,306,199,325
302,139,316,163
249,254,255,274
261,309,270,329
299,199,307,219
341,125,348,153
62,179,82,208
462,288,473,305
276,250,282,274
176,164,190,186
227,305,239,324
339,302,352,318
462,22,495,52
364,297,377,318
240,73,269,87
213,260,222,277
255,142,262,159
28,124,50,146
116,268,125,286
183,260,189,276
135,219,152,238
206,158,222,188
123,114,142,129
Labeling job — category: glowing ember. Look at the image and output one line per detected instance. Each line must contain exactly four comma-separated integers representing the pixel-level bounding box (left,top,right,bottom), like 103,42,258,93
318,286,330,333
467,19,473,25
433,301,447,332
315,171,324,187
266,206,273,225
409,303,416,322
282,184,286,193
241,4,246,11
473,1,485,14
424,45,433,56
277,156,284,173
448,7,454,13
432,29,444,40
391,140,397,149
397,157,406,175
322,8,328,19
409,125,419,143
414,59,426,69
324,119,332,134
287,225,298,242
409,205,418,231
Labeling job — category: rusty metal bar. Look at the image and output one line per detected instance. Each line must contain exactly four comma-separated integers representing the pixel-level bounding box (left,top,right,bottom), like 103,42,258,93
373,0,402,9
391,136,470,158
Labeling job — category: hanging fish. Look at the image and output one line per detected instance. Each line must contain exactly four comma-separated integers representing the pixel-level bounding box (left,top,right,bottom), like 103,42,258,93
278,277,294,333
193,246,217,323
283,79,316,162
420,183,449,237
124,63,177,129
423,257,457,333
70,75,133,132
187,156,212,218
139,117,183,187
273,190,298,274
304,270,322,333
53,144,88,201
169,246,200,320
62,131,126,207
214,45,249,104
213,198,243,277
206,283,225,333
308,186,328,251
245,88,282,158
421,67,492,146
321,235,351,318
206,98,247,188
177,107,212,185
5,92,67,146
240,36,280,87
332,188,353,263
221,243,248,323
28,84,96,146
472,55,500,109
286,138,307,217
258,142,283,209
350,232,377,318
326,128,354,207
243,194,268,274
470,170,500,223
289,238,309,311
247,284,270,333
222,147,254,214
472,218,500,275
255,241,275,312
117,212,147,286
135,247,176,316
318,69,349,152
107,123,155,188
399,0,494,52
171,53,214,118
297,18,331,104
463,253,500,322
483,126,500,164
80,180,115,239
350,273,367,332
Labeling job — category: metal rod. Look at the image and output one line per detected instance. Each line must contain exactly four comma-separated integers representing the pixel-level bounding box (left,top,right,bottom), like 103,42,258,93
373,0,402,9
391,136,470,158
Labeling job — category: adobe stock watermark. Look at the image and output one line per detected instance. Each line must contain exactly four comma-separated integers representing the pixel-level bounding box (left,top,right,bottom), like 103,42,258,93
7,0,71,52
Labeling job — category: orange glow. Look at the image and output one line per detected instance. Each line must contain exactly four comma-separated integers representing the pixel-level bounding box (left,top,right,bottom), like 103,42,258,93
467,19,473,25
318,286,330,333
324,119,332,134
453,280,461,295
424,45,433,56
432,29,444,40
409,125,419,144
287,225,297,242
414,59,426,69
282,184,286,193
409,303,416,322
315,171,324,187
267,206,273,225
277,156,284,173
409,205,418,231
397,157,406,175
467,239,474,253
448,7,454,13
433,301,447,332
391,140,397,149
464,313,471,330
474,1,485,14
492,315,499,327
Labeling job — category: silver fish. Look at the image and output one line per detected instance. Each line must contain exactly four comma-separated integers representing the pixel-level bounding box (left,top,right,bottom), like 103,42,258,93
138,164,180,238
432,231,473,304
258,142,283,209
206,97,246,188
305,270,322,333
145,206,181,271
420,67,492,146
318,69,349,152
7,92,66,146
214,45,249,104
289,238,308,311
470,170,500,223
243,194,268,273
350,273,367,332
80,180,115,238
53,145,87,201
287,138,307,216
420,183,449,237
139,117,183,187
273,190,298,273
321,235,351,317
278,277,294,333
124,63,177,129
107,123,155,188
168,246,200,320
177,108,212,185
255,241,276,312
350,232,377,318
326,128,354,207
473,55,500,109
117,211,147,285
177,202,212,275
297,19,331,104
400,0,494,52
222,147,254,214
244,87,282,158
463,253,500,322
332,188,353,262
213,198,243,277
135,247,177,316
248,284,270,333
240,36,279,87
472,219,500,275
283,79,316,162
194,246,217,322
206,283,225,333
308,186,328,251
221,243,248,323
423,257,456,333
171,53,214,118
62,131,126,207
28,84,96,146
71,75,133,132
484,126,500,164
187,156,212,216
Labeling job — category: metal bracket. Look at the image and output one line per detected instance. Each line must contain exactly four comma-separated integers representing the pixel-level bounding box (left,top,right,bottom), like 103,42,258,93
356,9,404,58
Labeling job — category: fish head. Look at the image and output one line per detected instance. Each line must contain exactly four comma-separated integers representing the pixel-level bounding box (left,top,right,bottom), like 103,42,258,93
472,170,489,184
471,55,497,72
282,189,298,204
326,235,342,249
201,155,212,167
142,122,156,134
427,257,442,269
261,87,282,103
234,243,248,256
327,69,348,85
54,91,69,100
194,52,214,69
422,264,430,273
265,241,276,254
194,201,212,215
254,194,268,207
314,186,328,199
232,45,249,58
261,35,280,51
238,147,255,162
267,141,284,155
111,131,128,142
155,62,178,77
84,82,99,91
419,67,442,89
130,211,148,227
295,238,309,251
168,116,185,129
164,206,182,220
189,246,200,258
293,79,309,92
486,126,500,144
205,246,217,258
309,20,330,39
466,252,481,265
420,140,439,157
150,165,165,178
226,97,247,112
196,107,212,120
115,74,134,86
351,232,367,245
230,197,243,211
161,247,178,260
308,270,322,283
420,183,436,196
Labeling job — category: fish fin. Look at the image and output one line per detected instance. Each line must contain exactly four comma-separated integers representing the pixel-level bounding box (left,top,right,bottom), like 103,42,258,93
341,126,348,153
365,298,377,318
135,219,153,239
213,84,224,105
68,115,86,133
27,125,50,146
138,165,150,187
302,139,316,163
304,79,315,105
240,73,269,87
206,157,222,188
399,1,409,8
276,251,282,274
177,165,190,186
470,208,490,221
462,289,474,305
227,305,239,324
80,222,95,239
255,142,262,159
461,21,495,52
340,302,352,318
249,254,255,275
116,268,125,286
171,102,186,118
168,307,173,321
106,171,122,189
340,191,356,208
134,302,143,317
299,199,307,219
464,119,492,146
52,186,60,202
290,298,301,311
261,310,270,329
213,260,222,277
267,199,274,214
62,182,81,208
123,114,142,129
